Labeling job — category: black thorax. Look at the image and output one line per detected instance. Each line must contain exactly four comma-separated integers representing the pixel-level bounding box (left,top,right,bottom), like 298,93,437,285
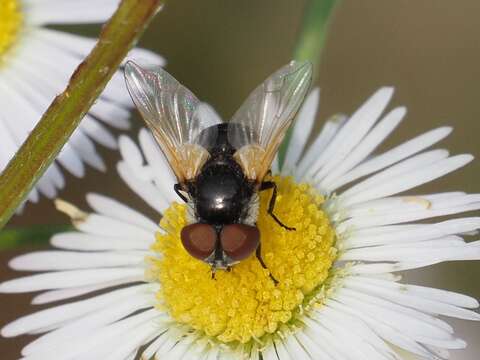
187,124,254,225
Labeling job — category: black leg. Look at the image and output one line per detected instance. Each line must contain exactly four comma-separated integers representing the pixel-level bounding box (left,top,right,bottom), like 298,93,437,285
260,181,296,231
256,244,278,285
174,183,189,203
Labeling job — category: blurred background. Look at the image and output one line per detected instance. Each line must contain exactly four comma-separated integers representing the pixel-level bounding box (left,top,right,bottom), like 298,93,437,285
1,0,480,358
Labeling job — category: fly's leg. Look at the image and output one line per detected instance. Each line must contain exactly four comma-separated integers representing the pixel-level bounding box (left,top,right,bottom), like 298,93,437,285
256,244,278,285
260,181,296,231
174,183,189,203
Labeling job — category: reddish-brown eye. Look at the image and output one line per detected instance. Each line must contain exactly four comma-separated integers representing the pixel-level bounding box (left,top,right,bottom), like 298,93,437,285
181,223,217,260
220,224,260,261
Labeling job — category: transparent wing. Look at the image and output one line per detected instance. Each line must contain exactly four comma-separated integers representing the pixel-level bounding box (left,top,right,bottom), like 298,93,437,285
125,61,221,182
228,61,312,181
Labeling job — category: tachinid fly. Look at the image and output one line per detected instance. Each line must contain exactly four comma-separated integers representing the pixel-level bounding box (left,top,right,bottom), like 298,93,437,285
125,61,312,279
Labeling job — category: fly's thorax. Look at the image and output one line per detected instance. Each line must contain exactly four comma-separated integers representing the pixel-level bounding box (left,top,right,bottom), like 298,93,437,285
196,123,236,156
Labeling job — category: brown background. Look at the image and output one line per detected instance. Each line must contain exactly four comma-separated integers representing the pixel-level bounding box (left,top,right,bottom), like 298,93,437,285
2,0,480,358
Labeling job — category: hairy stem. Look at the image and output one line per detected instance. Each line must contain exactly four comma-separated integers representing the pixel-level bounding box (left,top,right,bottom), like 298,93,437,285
0,0,164,229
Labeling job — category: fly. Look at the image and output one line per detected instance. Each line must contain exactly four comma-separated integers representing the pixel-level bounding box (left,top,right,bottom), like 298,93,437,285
125,61,312,281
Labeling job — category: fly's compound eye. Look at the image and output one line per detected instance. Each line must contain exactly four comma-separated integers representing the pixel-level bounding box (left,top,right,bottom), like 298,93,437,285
181,223,217,260
220,224,260,261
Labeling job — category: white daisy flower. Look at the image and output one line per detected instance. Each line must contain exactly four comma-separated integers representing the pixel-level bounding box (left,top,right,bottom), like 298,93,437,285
1,84,480,360
0,0,164,205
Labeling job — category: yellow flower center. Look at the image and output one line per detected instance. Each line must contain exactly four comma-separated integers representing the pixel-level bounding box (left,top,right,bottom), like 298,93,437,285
149,176,337,345
0,0,23,60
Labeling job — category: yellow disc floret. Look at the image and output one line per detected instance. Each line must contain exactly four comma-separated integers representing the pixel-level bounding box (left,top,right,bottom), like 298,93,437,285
148,176,337,345
0,0,23,60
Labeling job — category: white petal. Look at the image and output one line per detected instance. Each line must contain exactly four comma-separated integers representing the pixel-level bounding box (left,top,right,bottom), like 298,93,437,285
1,284,153,337
320,306,399,359
141,333,169,360
342,217,480,249
14,43,130,131
296,113,347,179
282,334,315,359
331,127,452,192
313,316,392,360
138,128,179,204
273,337,293,360
153,327,187,358
86,193,158,232
302,316,363,360
117,161,171,213
340,154,473,207
73,213,155,239
0,267,145,293
20,309,161,360
88,100,131,129
119,135,144,169
339,149,450,202
32,278,144,305
5,59,87,178
295,331,337,360
81,116,117,149
344,192,470,218
348,276,479,309
103,320,160,360
344,277,480,321
262,339,281,360
9,251,147,271
320,107,406,191
33,28,132,106
51,232,152,251
68,129,106,172
304,87,394,180
328,300,435,358
22,294,155,356
338,199,480,230
283,88,320,171
340,242,480,263
334,289,454,340
44,162,65,190
26,0,118,25
159,333,201,360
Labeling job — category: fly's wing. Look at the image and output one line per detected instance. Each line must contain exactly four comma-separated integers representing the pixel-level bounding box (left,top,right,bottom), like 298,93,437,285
125,61,220,183
227,61,312,181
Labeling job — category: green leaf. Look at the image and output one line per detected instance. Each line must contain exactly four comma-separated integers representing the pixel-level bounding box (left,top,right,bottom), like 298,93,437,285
0,225,73,250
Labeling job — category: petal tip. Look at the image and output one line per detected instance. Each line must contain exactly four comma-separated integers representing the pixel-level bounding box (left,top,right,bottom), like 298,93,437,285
1,324,15,338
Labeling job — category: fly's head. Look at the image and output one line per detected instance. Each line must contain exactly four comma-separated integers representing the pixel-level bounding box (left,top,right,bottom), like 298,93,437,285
180,222,260,271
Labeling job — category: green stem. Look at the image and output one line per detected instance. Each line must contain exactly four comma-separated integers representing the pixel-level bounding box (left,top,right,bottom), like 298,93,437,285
278,0,339,168
0,0,164,230
293,0,338,74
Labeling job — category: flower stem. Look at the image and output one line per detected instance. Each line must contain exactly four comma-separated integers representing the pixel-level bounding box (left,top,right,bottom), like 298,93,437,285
278,0,339,168
0,0,164,230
